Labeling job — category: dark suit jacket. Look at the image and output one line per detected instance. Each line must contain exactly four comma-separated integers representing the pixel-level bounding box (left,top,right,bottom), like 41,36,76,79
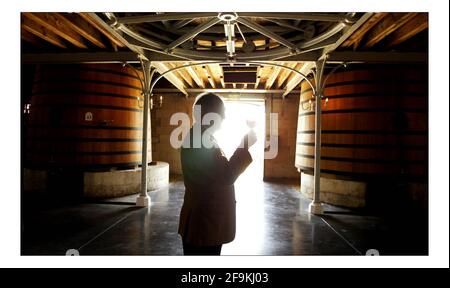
178,127,253,246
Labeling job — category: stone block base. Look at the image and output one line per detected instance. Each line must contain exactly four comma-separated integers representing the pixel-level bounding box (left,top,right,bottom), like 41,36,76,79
83,161,169,198
300,172,366,208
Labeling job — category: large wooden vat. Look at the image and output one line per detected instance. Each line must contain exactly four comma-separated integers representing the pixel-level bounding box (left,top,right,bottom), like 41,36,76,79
25,64,150,170
295,65,428,207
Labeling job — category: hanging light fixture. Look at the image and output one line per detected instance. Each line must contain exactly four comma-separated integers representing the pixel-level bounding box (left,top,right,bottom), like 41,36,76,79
219,13,238,58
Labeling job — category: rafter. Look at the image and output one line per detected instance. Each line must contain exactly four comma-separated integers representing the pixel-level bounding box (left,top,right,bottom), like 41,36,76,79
282,62,315,97
386,13,428,48
168,63,194,87
219,76,226,88
276,62,298,88
22,13,88,49
152,62,188,95
21,16,67,49
254,72,262,89
341,13,388,50
21,29,46,48
363,13,417,48
265,66,282,89
183,63,205,88
78,13,125,48
56,13,107,49
202,65,216,88
208,64,224,88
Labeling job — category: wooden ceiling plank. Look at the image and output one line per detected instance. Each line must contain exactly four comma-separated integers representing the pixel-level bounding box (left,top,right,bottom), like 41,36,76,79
170,63,194,88
265,66,282,89
78,13,125,48
23,12,88,49
386,13,428,47
209,64,224,88
21,17,67,49
276,62,298,88
283,62,315,97
202,65,216,88
21,29,47,48
363,13,418,49
341,12,388,49
57,13,107,49
254,66,262,89
184,63,205,88
152,62,188,95
220,76,226,88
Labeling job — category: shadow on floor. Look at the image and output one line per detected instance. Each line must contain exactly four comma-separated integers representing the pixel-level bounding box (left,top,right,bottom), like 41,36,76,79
21,177,428,256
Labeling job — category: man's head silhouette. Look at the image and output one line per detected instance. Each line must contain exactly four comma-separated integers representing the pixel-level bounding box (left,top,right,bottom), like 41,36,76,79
193,93,225,132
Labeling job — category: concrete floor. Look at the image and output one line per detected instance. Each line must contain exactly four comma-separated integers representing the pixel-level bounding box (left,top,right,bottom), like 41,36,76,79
21,175,428,256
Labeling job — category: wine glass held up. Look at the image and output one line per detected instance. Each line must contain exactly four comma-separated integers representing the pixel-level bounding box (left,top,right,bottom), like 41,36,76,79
246,119,256,130
242,119,257,149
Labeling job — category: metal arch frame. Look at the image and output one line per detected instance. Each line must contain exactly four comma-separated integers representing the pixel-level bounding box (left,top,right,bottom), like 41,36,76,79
148,61,317,97
114,12,357,209
104,12,355,61
135,60,318,206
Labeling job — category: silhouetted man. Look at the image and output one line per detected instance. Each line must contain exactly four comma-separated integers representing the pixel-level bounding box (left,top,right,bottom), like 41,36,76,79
178,93,257,255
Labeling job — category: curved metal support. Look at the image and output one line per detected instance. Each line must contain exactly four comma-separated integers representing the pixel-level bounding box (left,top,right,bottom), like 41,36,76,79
134,59,317,206
166,17,221,52
321,62,347,91
237,17,299,52
104,12,358,61
297,22,346,49
148,61,316,97
116,13,218,24
122,61,146,108
122,61,145,91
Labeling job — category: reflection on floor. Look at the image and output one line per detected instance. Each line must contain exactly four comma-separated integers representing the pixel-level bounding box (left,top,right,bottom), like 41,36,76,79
21,175,428,256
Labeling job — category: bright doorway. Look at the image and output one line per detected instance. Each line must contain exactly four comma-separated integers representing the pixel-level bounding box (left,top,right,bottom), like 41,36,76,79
214,99,267,255
214,99,265,180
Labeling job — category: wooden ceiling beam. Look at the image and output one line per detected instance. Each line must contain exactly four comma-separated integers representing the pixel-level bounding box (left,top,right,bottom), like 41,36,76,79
276,62,298,88
341,13,388,50
386,13,428,48
57,13,107,49
283,62,315,97
78,13,125,48
21,16,67,49
254,66,263,89
184,63,205,88
202,65,216,88
220,77,226,88
21,29,47,48
209,64,225,88
22,12,88,49
363,13,417,49
168,63,194,88
265,66,282,89
152,62,188,95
